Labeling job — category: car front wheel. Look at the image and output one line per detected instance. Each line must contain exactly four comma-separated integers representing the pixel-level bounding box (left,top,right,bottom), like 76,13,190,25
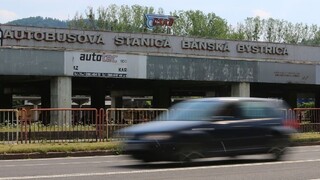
175,146,204,163
270,147,287,161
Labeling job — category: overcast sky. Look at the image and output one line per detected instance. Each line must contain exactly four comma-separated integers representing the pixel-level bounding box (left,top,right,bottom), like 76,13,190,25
1,0,320,26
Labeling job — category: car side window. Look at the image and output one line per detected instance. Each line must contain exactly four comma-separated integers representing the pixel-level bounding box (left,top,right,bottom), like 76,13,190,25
239,101,278,118
215,103,240,119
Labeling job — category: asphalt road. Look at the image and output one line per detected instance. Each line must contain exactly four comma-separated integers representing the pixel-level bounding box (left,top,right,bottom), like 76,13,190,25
0,146,320,180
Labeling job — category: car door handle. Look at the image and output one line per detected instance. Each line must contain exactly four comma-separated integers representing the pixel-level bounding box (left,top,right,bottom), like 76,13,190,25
232,125,250,128
192,128,215,131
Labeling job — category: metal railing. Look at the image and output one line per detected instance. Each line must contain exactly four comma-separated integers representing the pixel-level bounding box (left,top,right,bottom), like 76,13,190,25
1,108,169,143
293,108,320,133
1,107,319,144
106,108,168,139
21,108,104,143
0,109,20,144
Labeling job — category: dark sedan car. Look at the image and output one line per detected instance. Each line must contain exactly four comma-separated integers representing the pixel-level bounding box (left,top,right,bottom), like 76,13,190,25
116,97,298,162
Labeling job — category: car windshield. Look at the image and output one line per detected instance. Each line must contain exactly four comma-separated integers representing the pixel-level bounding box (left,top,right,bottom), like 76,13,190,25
158,100,224,121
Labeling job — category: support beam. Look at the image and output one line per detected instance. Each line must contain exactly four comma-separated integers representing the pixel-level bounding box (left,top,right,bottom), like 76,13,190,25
315,93,320,108
0,84,12,108
40,81,51,108
283,92,297,108
152,86,171,108
231,82,250,97
91,79,106,109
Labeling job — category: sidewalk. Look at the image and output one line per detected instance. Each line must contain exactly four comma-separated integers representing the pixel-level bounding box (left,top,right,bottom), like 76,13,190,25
1,141,320,160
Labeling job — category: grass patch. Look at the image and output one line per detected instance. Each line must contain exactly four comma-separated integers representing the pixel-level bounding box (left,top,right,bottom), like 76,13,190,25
0,133,319,155
291,132,320,143
0,141,121,154
0,124,96,132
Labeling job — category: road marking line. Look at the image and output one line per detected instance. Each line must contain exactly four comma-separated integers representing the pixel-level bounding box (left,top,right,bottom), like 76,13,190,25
1,159,320,180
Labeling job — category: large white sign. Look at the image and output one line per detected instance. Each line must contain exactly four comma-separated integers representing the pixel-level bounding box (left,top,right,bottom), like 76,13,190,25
65,52,147,78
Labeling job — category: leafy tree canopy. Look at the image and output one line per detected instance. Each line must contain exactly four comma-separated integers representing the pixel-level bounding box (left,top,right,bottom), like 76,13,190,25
4,4,320,46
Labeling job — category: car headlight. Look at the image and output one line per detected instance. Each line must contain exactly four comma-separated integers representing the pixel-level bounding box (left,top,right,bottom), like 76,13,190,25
140,134,172,141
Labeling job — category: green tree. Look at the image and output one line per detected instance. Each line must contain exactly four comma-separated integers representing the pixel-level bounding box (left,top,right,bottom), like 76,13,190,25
234,17,320,45
241,17,263,41
68,12,87,29
299,25,320,45
205,13,230,39
67,4,320,46
69,4,164,33
174,10,230,38
68,4,230,37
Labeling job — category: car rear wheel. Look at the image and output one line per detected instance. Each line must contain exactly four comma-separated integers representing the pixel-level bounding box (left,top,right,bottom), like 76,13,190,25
270,147,287,161
175,147,203,163
269,132,291,161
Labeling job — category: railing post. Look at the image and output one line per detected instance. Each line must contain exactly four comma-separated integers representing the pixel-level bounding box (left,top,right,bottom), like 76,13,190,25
20,109,26,144
95,108,104,142
95,109,98,142
106,109,109,141
99,108,105,141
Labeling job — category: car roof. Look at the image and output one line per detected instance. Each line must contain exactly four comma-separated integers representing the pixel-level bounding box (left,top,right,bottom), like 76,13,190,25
187,97,284,103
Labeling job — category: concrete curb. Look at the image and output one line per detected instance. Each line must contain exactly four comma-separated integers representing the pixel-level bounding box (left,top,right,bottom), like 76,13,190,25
291,141,320,146
0,150,115,160
1,142,320,160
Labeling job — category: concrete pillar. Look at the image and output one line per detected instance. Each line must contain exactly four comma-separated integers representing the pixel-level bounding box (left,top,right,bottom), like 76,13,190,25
283,92,297,108
0,84,12,108
110,94,123,125
152,86,171,108
315,93,320,108
111,96,123,108
0,85,12,125
231,82,250,97
40,82,51,108
51,77,72,108
91,79,106,109
50,77,72,125
39,83,51,125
